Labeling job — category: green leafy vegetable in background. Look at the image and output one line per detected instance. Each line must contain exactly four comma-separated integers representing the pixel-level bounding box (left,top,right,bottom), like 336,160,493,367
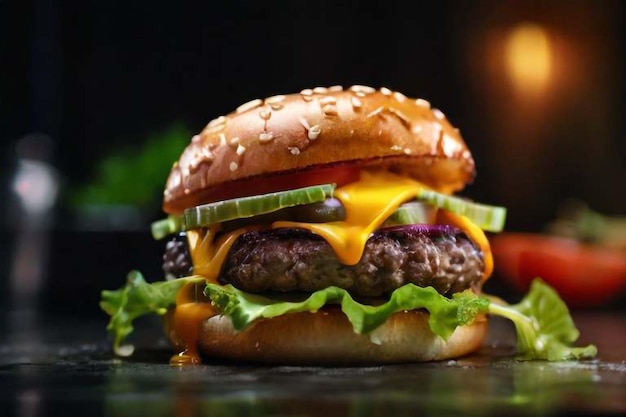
101,273,597,361
546,198,626,251
71,123,190,210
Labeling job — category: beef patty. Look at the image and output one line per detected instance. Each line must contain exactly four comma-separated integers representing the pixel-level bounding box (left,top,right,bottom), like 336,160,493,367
164,224,484,298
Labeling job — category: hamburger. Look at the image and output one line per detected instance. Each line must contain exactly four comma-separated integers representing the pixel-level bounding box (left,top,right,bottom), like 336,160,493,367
101,85,597,365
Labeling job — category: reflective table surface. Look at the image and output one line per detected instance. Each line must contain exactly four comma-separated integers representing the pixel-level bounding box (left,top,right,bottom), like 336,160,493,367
0,309,624,417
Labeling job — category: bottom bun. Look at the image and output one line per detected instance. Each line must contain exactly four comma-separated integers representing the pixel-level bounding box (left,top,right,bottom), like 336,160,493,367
197,307,487,364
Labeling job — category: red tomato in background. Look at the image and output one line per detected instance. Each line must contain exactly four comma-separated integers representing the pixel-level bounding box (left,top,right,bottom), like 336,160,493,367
491,233,626,308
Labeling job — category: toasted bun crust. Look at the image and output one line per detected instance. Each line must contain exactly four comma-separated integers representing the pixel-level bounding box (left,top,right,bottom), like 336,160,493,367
195,307,487,364
163,85,475,213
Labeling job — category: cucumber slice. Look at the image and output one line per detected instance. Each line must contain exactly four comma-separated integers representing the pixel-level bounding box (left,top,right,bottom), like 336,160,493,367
417,189,506,232
184,183,335,229
151,215,182,240
383,202,437,226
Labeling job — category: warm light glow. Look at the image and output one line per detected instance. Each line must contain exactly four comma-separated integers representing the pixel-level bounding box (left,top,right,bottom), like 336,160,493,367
505,23,552,96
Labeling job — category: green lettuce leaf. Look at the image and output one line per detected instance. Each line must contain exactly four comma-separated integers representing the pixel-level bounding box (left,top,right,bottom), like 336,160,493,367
99,270,204,356
206,283,490,339
100,272,597,361
488,279,597,360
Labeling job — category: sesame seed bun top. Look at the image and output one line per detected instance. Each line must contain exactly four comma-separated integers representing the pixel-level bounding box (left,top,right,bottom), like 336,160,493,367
163,85,475,214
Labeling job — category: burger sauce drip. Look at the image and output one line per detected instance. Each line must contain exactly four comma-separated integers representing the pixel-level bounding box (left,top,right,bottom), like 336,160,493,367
170,282,213,366
169,227,247,366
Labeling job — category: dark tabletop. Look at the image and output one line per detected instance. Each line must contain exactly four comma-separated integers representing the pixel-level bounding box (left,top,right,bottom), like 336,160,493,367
0,308,624,417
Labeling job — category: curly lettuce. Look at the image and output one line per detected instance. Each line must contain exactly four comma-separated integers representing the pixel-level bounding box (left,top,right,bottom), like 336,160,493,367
101,274,596,361
99,270,204,356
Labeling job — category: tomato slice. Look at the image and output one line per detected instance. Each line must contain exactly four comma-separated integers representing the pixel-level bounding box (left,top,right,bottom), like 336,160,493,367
166,166,361,213
491,232,626,308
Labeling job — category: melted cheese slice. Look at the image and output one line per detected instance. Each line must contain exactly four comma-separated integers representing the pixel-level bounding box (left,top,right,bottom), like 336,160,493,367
273,171,421,265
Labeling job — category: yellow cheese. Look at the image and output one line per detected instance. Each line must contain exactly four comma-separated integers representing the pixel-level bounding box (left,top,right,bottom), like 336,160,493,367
186,226,248,283
272,171,422,265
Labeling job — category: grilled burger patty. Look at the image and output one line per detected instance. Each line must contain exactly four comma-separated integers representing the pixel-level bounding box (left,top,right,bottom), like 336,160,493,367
164,225,484,297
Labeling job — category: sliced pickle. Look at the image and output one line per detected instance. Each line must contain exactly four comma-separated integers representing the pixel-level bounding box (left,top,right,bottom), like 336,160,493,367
150,184,506,241
151,215,182,240
183,184,335,229
417,189,506,232
383,202,437,226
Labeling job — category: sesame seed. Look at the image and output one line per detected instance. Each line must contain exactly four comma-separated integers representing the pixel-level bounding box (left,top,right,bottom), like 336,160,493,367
265,94,286,104
412,125,423,134
415,98,431,109
319,96,337,105
236,144,246,155
236,98,263,114
288,146,300,155
351,96,362,109
313,87,328,94
259,132,274,142
393,91,407,102
390,145,403,151
355,91,366,98
192,134,201,143
322,104,338,116
308,125,321,140
229,136,240,146
269,103,284,110
299,117,310,130
229,161,238,171
300,88,313,96
184,188,190,195
388,107,411,127
350,85,376,94
219,133,227,146
404,148,412,155
259,109,272,120
302,95,315,102
329,85,343,92
207,115,226,128
432,108,445,119
380,87,392,96
201,147,214,160
367,106,384,118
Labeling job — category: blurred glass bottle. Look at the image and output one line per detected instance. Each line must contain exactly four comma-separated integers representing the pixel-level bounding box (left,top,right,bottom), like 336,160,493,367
7,133,59,316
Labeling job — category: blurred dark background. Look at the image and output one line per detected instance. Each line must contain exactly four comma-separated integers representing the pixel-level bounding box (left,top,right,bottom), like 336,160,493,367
1,0,625,318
